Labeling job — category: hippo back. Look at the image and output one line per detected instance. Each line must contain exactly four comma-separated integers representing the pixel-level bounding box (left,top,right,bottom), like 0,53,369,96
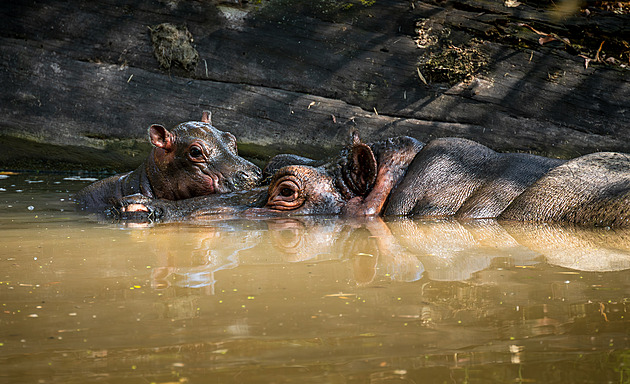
384,138,565,218
499,152,630,226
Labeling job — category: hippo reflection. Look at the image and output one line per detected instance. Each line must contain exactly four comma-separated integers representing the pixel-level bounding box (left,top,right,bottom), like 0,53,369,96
75,111,261,212
135,217,424,292
126,217,630,295
115,132,630,226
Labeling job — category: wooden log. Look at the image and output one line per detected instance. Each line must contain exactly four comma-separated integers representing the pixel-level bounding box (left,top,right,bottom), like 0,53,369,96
0,0,628,171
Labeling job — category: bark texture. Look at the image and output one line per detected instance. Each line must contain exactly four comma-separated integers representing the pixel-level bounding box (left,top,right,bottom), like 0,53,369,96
1,0,628,171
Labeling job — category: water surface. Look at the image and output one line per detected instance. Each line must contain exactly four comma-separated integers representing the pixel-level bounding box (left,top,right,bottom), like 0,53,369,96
1,173,629,383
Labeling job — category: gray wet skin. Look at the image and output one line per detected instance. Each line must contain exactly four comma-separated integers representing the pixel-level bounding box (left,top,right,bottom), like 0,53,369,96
74,111,261,212
114,133,630,227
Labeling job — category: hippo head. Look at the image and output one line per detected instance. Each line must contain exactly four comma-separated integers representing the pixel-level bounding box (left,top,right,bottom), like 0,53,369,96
250,133,423,216
147,111,262,200
261,165,347,215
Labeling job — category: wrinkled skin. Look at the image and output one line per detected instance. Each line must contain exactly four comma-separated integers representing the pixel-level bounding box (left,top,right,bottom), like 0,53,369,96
383,138,565,218
499,152,630,226
113,134,630,227
261,153,321,184
74,111,261,212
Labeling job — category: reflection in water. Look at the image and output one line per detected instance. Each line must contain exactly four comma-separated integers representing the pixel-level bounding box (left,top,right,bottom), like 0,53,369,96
389,219,536,281
136,216,630,292
137,217,428,293
505,222,630,271
131,223,261,293
1,174,629,383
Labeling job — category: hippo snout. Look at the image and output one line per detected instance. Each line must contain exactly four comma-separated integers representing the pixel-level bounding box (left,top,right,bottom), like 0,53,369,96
230,166,262,189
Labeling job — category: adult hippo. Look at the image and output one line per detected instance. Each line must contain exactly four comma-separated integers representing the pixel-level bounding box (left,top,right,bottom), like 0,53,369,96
75,111,261,212
113,132,630,227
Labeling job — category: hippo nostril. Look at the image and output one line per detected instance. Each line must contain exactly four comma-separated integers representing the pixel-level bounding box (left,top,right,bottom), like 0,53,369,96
228,166,262,190
234,169,259,185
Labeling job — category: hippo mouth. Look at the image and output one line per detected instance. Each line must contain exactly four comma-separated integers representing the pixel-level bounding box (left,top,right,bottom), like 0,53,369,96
169,171,220,200
198,171,225,195
209,173,227,194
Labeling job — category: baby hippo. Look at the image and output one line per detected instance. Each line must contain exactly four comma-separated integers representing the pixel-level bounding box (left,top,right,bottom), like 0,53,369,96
74,111,261,212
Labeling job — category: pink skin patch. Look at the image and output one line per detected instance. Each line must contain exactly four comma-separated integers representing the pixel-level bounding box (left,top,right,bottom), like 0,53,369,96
123,203,150,213
342,167,397,217
205,173,220,194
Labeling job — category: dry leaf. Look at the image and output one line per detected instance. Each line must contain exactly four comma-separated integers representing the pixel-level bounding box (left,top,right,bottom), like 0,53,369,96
416,67,428,85
539,36,557,45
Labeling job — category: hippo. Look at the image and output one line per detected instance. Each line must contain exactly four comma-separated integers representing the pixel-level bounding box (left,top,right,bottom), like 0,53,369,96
112,132,630,227
74,111,261,212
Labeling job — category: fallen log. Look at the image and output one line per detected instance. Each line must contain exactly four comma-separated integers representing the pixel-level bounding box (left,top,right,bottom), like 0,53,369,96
0,0,628,171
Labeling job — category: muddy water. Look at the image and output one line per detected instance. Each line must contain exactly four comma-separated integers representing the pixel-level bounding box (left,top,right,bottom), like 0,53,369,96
1,173,629,384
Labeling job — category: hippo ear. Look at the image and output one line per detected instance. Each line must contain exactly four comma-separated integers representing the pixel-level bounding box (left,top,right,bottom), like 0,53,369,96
149,124,174,151
344,136,377,196
349,129,361,146
201,110,212,125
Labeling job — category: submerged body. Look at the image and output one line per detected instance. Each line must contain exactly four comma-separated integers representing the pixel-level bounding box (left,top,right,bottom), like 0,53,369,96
114,134,630,227
75,111,261,212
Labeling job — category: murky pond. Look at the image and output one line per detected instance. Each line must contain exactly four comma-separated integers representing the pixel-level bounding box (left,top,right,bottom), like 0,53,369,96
1,173,629,383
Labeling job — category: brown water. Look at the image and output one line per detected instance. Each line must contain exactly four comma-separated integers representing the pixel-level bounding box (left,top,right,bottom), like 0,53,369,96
1,173,629,384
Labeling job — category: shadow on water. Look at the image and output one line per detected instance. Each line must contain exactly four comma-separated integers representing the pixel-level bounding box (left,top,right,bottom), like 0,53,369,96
1,173,630,383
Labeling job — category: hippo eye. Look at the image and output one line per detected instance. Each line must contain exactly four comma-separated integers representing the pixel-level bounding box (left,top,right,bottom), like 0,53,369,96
268,177,304,210
280,187,294,197
188,145,205,161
